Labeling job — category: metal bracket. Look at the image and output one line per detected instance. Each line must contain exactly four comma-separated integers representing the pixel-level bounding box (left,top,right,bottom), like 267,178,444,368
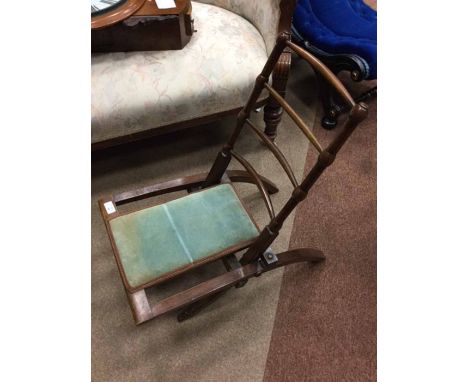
260,247,278,267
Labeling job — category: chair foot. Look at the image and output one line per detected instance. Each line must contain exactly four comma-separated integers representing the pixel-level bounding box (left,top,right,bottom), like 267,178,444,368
267,247,326,269
321,115,338,130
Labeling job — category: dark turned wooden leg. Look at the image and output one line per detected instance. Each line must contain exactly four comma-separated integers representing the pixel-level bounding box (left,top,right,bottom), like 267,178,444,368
272,248,325,267
263,50,292,141
316,72,339,130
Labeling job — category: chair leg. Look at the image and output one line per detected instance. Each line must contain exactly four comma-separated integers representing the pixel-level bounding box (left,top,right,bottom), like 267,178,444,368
263,51,292,141
177,253,243,322
272,247,325,267
129,247,324,325
177,248,324,323
316,72,339,130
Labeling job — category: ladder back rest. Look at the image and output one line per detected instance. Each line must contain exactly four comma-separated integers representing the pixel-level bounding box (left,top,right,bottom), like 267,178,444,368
204,32,369,264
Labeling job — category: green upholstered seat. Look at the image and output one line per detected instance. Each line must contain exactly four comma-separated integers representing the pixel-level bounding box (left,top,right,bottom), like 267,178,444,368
109,184,259,290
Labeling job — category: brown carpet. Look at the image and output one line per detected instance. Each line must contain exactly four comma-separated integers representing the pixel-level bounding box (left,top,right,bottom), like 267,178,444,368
263,80,377,381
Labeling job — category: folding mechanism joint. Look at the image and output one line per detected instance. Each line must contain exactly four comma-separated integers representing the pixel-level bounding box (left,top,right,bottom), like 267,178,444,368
260,248,278,267
277,31,291,43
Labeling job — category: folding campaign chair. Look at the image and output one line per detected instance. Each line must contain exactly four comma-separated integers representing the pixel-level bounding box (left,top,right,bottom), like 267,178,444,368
98,32,368,325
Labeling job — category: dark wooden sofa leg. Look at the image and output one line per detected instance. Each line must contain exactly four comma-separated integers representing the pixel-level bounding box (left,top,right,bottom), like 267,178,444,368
316,72,340,130
264,51,292,141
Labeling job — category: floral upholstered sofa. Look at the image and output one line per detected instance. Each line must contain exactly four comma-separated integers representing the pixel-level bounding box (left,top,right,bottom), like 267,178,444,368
91,0,296,149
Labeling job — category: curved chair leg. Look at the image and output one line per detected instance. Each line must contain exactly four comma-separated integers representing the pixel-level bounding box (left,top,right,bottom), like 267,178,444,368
271,248,325,268
263,51,292,141
176,247,324,322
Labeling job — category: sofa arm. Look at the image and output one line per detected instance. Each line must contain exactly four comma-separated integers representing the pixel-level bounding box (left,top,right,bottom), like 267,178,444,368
195,0,294,54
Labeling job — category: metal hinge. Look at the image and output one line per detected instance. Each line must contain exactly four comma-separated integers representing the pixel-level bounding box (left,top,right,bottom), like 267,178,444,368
260,248,278,266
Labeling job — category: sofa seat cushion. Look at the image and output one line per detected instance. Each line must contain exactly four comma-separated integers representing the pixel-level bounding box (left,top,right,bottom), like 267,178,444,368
109,184,259,290
91,2,269,144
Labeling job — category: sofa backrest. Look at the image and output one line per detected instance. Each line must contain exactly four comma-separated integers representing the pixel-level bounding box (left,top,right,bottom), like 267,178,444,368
194,0,284,54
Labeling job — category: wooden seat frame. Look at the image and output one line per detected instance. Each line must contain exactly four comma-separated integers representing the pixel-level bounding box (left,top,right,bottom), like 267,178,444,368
99,32,368,325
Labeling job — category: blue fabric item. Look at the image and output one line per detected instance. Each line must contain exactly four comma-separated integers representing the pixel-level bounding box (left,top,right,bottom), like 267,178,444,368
293,0,377,79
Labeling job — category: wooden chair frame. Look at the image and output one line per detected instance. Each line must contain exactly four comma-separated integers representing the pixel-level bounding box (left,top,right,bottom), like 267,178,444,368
99,32,368,325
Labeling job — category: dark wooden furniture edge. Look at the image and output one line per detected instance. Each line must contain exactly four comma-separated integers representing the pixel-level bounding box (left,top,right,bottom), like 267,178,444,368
92,100,268,152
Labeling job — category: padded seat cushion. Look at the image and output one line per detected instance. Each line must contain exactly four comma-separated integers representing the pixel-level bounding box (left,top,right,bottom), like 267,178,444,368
91,2,269,143
109,184,259,290
293,0,377,79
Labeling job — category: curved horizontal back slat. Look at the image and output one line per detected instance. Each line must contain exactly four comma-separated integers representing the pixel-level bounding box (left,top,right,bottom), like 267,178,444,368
245,119,298,188
264,82,323,153
285,40,355,107
231,150,275,219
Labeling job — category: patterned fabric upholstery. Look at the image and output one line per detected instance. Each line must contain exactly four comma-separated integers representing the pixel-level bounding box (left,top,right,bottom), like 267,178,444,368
196,0,281,54
109,184,259,289
91,1,274,144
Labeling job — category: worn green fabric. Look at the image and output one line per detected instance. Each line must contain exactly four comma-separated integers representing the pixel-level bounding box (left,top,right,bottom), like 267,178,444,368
109,184,259,289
